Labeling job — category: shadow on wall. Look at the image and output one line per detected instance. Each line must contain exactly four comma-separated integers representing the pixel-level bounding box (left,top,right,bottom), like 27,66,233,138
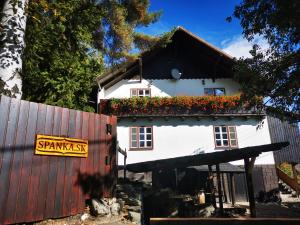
76,172,116,199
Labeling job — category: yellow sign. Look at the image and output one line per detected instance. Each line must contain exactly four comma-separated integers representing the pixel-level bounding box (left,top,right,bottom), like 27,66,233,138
35,135,88,157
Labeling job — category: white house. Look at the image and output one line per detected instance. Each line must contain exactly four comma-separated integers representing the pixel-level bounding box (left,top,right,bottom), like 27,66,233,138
96,27,273,167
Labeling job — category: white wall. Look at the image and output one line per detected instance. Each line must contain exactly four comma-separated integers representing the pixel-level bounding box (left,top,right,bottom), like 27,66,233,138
117,117,273,166
98,78,241,101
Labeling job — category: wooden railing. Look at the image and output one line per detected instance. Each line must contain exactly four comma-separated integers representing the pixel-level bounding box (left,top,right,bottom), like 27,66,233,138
276,166,300,194
150,218,300,225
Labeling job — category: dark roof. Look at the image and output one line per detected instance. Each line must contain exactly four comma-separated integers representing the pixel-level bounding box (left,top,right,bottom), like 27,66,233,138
188,163,244,173
97,26,234,89
125,142,289,173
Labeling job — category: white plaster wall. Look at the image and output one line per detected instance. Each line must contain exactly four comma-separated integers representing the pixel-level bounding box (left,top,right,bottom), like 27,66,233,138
98,78,241,102
117,117,273,166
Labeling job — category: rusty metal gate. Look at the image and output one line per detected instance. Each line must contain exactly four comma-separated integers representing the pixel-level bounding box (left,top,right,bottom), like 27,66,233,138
0,95,117,224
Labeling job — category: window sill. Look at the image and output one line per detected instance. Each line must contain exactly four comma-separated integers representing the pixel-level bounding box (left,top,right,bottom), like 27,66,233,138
214,146,238,150
129,148,153,151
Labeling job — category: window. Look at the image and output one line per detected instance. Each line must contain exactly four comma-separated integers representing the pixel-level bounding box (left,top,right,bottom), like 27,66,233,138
204,88,225,96
131,88,151,97
130,126,153,150
214,126,238,148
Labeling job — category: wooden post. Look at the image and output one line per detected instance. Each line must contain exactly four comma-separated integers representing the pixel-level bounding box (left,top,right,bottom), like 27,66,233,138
221,173,228,203
124,148,127,180
216,164,224,215
229,173,236,206
174,168,178,188
208,165,216,208
244,157,256,217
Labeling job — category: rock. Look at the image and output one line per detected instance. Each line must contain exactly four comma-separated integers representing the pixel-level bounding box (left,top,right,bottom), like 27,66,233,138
197,205,215,217
291,191,298,197
80,213,89,221
126,205,141,213
128,211,141,225
117,199,125,210
125,197,141,206
111,202,121,215
90,199,109,216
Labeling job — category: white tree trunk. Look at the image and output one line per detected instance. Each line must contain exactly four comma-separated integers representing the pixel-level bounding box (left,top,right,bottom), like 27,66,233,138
0,0,28,98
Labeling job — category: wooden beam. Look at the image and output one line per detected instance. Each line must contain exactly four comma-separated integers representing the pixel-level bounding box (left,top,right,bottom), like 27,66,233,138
221,173,228,203
103,64,139,89
124,148,127,179
229,173,236,206
216,164,224,215
244,157,256,217
208,165,216,208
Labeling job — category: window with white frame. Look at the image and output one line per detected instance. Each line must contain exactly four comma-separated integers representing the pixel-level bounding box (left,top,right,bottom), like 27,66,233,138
204,88,225,96
214,126,238,148
130,88,151,97
130,126,153,150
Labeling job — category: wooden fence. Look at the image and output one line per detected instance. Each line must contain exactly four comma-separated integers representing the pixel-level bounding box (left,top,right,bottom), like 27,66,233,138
0,95,117,225
267,116,300,164
150,218,300,225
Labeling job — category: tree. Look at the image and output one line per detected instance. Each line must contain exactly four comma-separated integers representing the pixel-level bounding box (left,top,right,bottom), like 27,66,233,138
0,0,28,98
22,0,161,111
228,0,300,122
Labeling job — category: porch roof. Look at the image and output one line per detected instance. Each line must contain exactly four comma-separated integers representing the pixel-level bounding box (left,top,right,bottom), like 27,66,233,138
125,142,289,173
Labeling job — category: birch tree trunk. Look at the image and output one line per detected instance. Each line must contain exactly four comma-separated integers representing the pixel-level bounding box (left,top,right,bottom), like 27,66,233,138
0,0,28,98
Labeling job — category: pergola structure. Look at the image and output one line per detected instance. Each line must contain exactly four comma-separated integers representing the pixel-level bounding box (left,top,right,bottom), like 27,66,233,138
123,142,289,217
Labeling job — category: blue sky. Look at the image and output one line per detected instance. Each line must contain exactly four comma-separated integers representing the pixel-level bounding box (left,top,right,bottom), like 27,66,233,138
138,0,268,58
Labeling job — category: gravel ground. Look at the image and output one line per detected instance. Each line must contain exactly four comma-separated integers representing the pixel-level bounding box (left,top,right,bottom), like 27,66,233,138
34,213,134,225
235,202,300,218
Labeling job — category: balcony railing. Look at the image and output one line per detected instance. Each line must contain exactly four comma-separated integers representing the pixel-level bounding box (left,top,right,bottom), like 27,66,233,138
99,96,265,118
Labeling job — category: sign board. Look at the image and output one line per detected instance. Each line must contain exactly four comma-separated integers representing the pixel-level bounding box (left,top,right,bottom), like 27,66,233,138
35,135,88,157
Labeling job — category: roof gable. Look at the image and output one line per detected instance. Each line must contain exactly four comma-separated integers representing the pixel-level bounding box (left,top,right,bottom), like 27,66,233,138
98,27,234,89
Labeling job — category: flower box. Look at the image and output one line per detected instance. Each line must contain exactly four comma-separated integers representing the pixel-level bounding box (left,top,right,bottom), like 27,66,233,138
99,95,264,117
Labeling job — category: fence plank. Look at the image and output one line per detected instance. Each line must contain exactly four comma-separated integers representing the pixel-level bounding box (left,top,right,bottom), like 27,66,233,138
43,105,57,219
54,107,69,218
4,100,30,224
0,98,20,224
71,110,82,214
34,103,49,220
63,109,76,217
24,102,41,222
0,95,11,172
0,99,20,223
27,103,47,220
78,111,90,210
16,101,38,223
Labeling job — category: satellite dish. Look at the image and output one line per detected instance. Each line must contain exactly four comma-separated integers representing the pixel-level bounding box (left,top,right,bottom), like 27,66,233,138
171,68,182,80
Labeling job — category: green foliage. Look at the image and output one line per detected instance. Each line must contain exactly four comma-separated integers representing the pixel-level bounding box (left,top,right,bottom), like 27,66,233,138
229,0,300,122
22,0,160,111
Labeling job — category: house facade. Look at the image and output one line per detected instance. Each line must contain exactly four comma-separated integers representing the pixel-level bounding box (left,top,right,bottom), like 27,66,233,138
97,27,273,167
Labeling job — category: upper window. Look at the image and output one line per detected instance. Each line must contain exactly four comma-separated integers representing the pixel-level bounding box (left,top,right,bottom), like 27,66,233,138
131,88,151,97
214,126,238,148
130,126,153,150
204,88,225,96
